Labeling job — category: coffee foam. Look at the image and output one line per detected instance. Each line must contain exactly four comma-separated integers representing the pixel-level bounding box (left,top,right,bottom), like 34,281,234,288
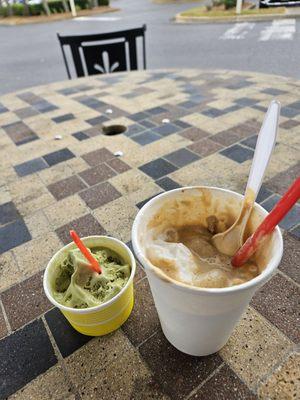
144,189,269,288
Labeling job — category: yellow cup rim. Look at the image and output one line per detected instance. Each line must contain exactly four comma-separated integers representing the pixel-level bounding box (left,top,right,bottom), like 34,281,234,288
43,235,136,314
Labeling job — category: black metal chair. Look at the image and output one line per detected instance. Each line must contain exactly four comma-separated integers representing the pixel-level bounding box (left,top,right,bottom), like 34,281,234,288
57,25,146,79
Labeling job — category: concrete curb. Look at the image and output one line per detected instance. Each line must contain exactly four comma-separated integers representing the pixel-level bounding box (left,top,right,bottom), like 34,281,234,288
175,10,300,24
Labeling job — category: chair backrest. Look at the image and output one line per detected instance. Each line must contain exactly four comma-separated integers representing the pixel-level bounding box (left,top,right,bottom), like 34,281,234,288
57,25,147,79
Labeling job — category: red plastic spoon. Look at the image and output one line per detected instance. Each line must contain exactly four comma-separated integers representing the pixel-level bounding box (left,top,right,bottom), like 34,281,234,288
231,176,300,268
70,230,101,274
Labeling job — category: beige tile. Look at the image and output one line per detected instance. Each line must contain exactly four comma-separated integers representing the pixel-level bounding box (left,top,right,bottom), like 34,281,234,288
220,307,292,390
278,129,300,150
9,363,74,400
0,112,19,126
38,163,74,186
264,145,298,181
109,169,153,196
102,116,134,128
8,379,48,400
186,113,232,134
66,157,89,173
8,175,55,217
13,232,62,277
122,134,190,168
94,196,138,242
66,330,132,388
170,152,247,193
170,159,215,187
37,363,75,400
24,211,51,239
78,345,165,400
127,182,162,205
1,95,27,110
207,99,235,109
18,192,55,217
44,195,88,229
0,186,11,205
258,353,300,400
0,165,18,186
0,251,23,293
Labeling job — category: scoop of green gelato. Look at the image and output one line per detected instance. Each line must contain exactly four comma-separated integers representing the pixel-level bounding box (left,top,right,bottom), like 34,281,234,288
52,247,130,309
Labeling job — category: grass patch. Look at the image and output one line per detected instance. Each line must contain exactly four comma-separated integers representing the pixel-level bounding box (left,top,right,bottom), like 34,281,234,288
180,6,286,17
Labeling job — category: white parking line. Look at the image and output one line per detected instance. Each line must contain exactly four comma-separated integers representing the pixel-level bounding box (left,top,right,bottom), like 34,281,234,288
220,22,255,40
259,19,296,41
73,16,121,21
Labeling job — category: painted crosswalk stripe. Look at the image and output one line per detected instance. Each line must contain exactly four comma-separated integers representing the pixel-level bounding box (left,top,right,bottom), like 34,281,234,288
259,19,296,41
220,22,255,40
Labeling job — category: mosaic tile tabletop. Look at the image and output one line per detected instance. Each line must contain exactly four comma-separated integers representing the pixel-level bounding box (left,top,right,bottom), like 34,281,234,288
0,69,299,400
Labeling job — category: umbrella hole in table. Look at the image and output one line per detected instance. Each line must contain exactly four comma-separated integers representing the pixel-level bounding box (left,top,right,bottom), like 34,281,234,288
102,125,127,136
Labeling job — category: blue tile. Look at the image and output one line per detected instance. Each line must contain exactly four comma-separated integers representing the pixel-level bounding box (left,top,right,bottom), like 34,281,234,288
131,131,161,146
156,177,181,191
220,144,254,163
75,84,93,92
0,319,57,398
288,100,300,110
235,98,258,107
86,115,109,126
139,120,157,129
146,106,167,115
72,131,89,141
256,186,273,204
124,124,146,137
164,148,199,168
130,111,149,122
43,148,75,166
17,135,39,146
0,202,21,226
173,120,191,129
125,91,140,99
0,219,31,253
14,157,48,177
153,123,180,136
78,97,106,109
222,104,242,113
0,104,8,114
281,107,300,118
139,158,178,180
261,194,300,230
289,224,300,240
52,113,75,123
252,104,268,113
178,100,198,109
45,308,91,358
58,87,79,95
262,88,286,96
34,101,57,113
241,135,258,150
40,104,58,113
226,80,253,90
202,108,225,118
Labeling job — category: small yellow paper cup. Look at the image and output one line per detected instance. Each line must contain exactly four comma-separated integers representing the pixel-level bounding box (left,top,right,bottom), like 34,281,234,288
43,236,136,336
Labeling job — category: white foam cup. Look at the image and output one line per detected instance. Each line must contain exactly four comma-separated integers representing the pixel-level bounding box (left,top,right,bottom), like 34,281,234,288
132,187,283,356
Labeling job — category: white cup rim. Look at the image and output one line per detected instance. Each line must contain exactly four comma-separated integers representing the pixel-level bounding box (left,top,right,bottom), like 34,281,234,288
43,235,136,314
132,186,283,296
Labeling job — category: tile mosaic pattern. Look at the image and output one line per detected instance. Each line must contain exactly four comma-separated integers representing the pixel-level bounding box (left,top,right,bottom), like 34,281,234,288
0,69,299,399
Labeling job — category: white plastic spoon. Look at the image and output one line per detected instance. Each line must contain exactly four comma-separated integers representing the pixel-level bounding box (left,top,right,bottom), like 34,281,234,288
212,100,281,256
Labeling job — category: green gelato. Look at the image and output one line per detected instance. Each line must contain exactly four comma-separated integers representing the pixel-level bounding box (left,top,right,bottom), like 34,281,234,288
52,247,131,309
